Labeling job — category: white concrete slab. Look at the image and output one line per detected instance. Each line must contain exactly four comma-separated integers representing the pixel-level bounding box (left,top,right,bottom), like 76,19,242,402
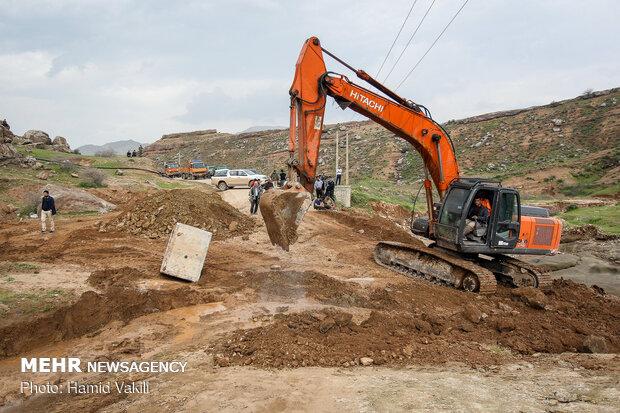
160,223,212,282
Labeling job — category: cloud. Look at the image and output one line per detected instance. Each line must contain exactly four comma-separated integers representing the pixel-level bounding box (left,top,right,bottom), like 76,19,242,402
0,0,618,148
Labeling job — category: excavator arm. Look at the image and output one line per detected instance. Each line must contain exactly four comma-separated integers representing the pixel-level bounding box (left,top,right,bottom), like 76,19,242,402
288,37,460,219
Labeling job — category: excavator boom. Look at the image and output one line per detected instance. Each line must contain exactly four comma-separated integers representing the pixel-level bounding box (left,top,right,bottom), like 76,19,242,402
288,37,460,212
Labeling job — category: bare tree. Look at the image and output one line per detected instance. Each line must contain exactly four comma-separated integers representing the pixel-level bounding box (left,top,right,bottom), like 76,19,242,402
94,148,116,157
80,168,106,186
581,88,594,98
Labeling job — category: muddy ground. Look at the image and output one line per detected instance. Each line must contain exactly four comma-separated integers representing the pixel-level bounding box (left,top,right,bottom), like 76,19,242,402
0,186,618,412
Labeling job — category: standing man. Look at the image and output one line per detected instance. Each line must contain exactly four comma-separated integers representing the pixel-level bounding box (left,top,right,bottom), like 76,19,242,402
325,177,335,202
41,190,56,233
314,176,323,198
248,180,264,215
335,167,342,185
279,169,287,186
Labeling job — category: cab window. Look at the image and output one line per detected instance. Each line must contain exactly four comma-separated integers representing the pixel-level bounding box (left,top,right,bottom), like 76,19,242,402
439,188,469,227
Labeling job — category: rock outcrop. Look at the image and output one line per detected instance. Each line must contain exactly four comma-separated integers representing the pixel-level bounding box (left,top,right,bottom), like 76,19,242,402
52,136,72,153
39,184,116,213
23,130,52,145
143,129,228,158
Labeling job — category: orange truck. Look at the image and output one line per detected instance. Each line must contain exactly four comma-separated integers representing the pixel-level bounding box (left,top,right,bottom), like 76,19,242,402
164,161,181,178
180,159,208,180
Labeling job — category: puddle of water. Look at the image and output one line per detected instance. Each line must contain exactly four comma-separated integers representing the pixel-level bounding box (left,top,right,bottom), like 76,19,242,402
169,303,226,343
168,302,227,323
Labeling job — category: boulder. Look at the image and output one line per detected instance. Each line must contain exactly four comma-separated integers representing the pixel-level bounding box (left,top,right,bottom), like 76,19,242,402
52,136,72,153
495,319,516,332
52,136,68,146
463,304,483,324
23,130,52,145
0,143,21,158
511,287,548,310
37,171,50,180
38,184,116,213
583,335,609,354
360,357,373,366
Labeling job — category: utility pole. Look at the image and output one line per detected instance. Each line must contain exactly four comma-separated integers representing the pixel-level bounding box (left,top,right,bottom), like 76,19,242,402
335,131,339,174
345,132,349,185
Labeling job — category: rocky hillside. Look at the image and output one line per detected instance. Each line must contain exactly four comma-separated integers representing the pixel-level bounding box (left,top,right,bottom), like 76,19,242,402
144,88,620,198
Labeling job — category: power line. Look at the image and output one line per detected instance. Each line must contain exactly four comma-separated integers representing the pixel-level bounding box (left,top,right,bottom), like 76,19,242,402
382,0,437,83
375,0,419,78
396,0,470,90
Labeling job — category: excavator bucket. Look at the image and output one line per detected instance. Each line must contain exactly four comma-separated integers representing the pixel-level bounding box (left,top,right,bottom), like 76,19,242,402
259,188,312,251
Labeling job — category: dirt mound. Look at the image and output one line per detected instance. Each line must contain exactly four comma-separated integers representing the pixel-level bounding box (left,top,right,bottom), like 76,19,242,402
0,200,18,220
112,188,254,240
369,201,411,227
562,224,618,243
211,276,620,368
88,267,157,289
0,281,223,358
321,209,422,245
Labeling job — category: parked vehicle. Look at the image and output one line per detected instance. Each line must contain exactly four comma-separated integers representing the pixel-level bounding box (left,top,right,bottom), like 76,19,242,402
180,159,208,180
164,161,181,178
211,169,269,190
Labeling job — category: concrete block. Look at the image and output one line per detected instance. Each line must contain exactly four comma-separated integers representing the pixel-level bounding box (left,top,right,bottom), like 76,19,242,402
334,185,351,207
160,223,212,282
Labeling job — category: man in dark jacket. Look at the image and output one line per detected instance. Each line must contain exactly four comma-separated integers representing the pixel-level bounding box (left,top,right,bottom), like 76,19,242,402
41,190,56,233
463,196,488,237
325,177,335,202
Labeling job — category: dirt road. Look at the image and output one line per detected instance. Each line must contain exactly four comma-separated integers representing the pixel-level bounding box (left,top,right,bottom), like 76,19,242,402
0,186,618,412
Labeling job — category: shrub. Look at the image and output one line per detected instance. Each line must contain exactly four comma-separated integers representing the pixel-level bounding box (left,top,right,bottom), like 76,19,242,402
565,204,579,212
72,149,81,155
19,192,41,216
80,168,106,186
57,161,75,174
94,148,116,157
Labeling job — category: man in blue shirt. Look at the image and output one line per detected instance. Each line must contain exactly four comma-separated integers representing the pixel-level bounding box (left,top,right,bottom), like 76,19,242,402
41,190,56,233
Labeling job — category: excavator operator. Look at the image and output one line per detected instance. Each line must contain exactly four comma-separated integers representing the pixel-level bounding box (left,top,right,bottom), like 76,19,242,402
463,196,489,239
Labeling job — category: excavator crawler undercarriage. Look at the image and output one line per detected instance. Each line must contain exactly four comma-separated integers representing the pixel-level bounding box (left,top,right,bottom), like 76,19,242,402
374,241,552,294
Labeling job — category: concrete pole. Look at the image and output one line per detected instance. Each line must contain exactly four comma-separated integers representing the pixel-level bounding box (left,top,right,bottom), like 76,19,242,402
335,131,339,173
346,132,349,185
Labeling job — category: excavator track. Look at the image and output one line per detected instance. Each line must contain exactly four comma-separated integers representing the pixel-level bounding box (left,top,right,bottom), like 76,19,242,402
494,256,553,290
374,241,497,294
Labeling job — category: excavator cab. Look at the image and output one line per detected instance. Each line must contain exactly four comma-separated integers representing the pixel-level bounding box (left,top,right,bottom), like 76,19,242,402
433,178,521,254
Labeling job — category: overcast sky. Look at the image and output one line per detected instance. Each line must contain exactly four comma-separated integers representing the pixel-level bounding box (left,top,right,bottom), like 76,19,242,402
1,0,619,148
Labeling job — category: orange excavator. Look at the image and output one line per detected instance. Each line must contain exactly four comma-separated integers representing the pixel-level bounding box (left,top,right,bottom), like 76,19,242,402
265,37,562,294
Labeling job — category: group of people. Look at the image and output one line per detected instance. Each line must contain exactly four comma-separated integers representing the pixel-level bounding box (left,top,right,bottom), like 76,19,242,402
250,166,344,214
269,169,287,187
312,174,337,211
126,145,143,158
